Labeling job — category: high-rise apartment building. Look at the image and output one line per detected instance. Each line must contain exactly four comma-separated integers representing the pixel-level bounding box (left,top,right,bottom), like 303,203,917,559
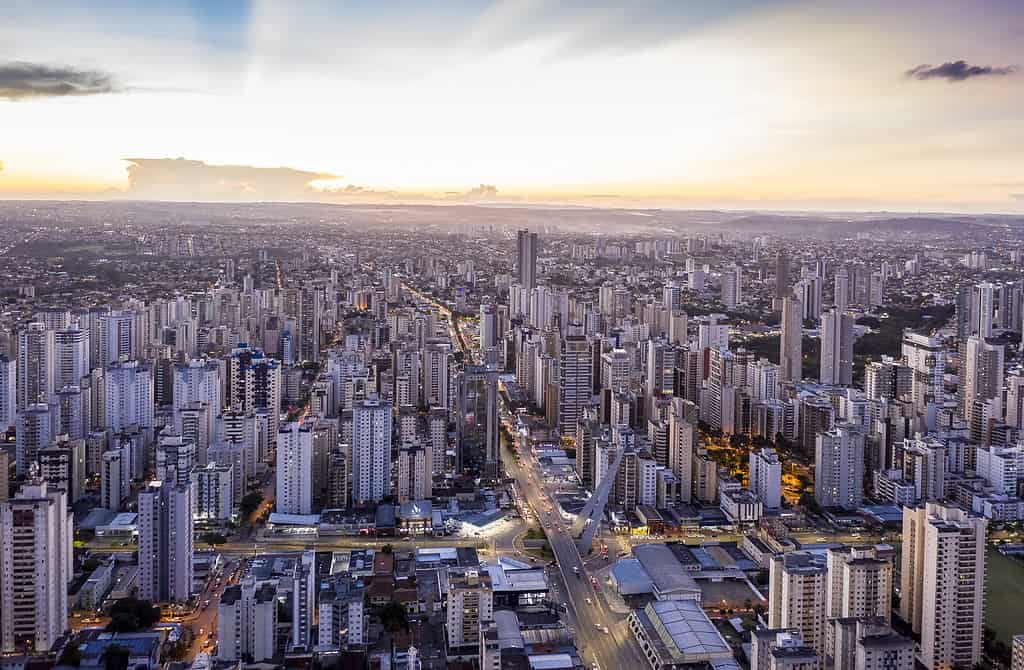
516,229,538,292
0,355,14,432
173,358,222,439
456,365,499,477
814,426,864,510
104,360,154,431
0,477,72,653
138,481,194,603
351,396,393,504
217,578,278,662
819,310,853,386
17,322,54,409
779,296,803,384
446,569,494,653
15,404,51,476
768,552,828,659
749,447,782,509
53,327,89,391
558,334,592,435
721,264,742,309
98,311,138,367
900,503,986,670
276,422,313,515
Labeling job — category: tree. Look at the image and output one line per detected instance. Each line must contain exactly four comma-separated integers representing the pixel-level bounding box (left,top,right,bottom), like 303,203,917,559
380,601,408,632
101,644,131,670
58,641,82,667
106,598,161,633
200,532,227,546
380,543,394,554
239,492,263,518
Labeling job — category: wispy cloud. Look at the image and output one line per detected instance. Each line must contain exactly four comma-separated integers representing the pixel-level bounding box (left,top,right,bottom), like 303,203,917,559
905,60,1018,82
0,61,118,99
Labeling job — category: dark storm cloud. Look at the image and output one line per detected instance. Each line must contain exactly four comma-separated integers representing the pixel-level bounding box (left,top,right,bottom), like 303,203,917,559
905,60,1018,82
0,61,117,99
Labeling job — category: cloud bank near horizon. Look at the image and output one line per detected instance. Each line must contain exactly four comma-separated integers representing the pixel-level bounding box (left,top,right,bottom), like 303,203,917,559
122,157,503,203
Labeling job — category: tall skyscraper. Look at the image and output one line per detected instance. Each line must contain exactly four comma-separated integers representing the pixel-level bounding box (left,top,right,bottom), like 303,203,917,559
16,322,54,409
226,345,282,449
900,503,986,670
775,251,790,302
0,476,72,653
516,229,539,292
0,355,14,433
138,481,194,603
421,342,452,410
558,334,593,435
53,327,89,390
960,335,1004,413
721,264,742,309
901,333,945,412
351,395,393,504
456,365,499,477
833,267,849,312
819,309,854,386
779,295,803,383
276,422,313,515
814,425,864,510
479,303,498,351
668,398,699,503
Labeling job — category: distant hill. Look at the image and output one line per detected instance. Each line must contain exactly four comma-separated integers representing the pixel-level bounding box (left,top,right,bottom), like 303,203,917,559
715,213,1020,238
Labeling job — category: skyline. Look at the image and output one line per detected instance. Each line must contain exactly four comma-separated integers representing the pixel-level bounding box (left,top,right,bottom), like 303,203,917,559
2,0,1024,212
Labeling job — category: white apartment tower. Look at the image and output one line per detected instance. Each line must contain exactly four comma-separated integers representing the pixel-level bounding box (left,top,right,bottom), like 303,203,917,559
749,448,782,509
104,360,154,431
351,396,393,504
276,422,313,515
98,311,138,367
53,327,89,391
768,552,828,660
0,477,72,653
900,503,986,670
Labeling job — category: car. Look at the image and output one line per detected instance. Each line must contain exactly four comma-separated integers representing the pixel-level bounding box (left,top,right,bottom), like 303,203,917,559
585,597,592,605
590,576,598,586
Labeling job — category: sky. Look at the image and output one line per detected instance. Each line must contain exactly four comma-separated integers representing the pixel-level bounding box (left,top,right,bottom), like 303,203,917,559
1,0,1023,212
